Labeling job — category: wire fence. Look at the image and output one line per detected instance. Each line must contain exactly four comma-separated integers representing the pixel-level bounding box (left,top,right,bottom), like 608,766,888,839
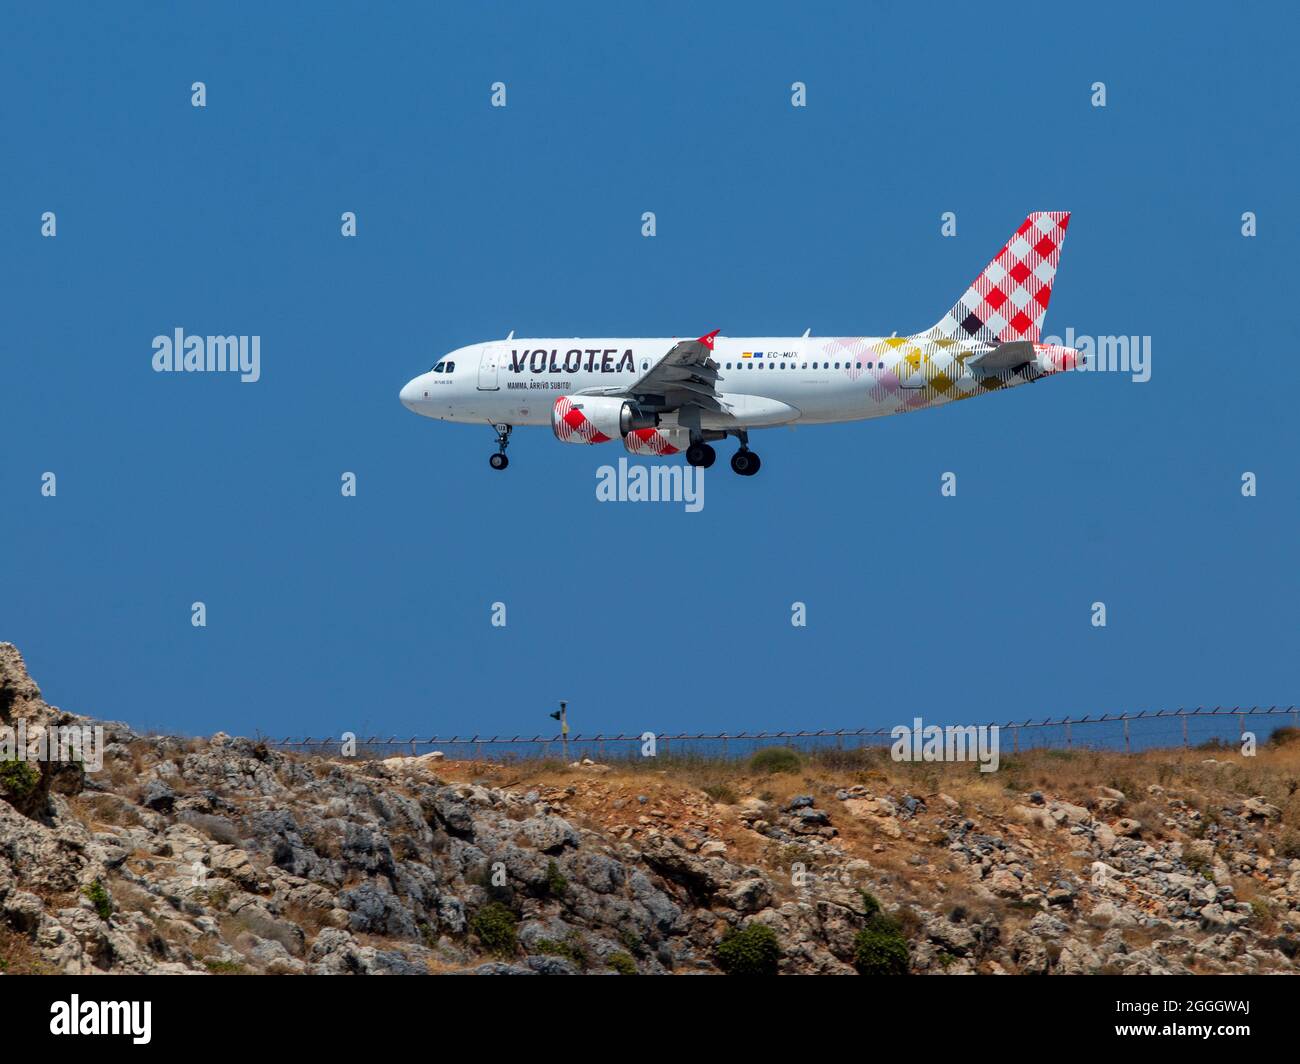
258,706,1300,763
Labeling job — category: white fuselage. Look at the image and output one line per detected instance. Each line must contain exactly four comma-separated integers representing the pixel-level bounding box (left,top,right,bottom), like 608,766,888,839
400,335,1074,430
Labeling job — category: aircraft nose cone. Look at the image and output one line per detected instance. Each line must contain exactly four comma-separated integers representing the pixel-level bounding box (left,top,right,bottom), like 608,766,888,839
399,378,422,411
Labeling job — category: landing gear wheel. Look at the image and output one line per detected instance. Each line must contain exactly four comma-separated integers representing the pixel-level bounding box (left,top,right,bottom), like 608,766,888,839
730,449,761,476
686,442,716,468
489,423,512,471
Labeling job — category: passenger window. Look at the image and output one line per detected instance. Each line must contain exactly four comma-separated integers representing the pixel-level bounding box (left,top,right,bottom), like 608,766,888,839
801,362,807,370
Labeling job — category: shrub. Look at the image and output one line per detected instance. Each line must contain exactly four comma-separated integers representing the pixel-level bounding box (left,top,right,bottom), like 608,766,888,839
203,957,246,974
607,951,638,975
82,880,113,921
715,923,781,976
1279,831,1300,861
1267,726,1300,748
470,902,518,957
534,933,588,969
179,812,242,846
0,759,39,800
852,898,910,976
544,859,568,897
702,782,739,805
748,747,801,776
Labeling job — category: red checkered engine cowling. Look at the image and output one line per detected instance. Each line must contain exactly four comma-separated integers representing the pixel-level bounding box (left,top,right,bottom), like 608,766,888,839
623,427,689,455
551,395,631,444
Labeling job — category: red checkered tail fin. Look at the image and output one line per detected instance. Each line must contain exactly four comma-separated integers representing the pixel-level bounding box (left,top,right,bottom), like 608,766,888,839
923,212,1071,343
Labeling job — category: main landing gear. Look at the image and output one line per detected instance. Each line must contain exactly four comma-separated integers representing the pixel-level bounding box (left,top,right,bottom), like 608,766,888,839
727,429,761,477
489,424,512,470
730,448,761,476
686,431,759,475
685,442,716,468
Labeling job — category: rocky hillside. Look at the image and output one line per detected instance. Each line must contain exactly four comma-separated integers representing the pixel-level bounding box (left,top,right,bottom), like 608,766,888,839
1,643,1298,975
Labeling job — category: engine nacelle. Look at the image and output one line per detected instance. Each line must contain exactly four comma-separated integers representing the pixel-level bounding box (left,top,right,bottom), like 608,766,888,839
551,395,651,444
624,427,690,455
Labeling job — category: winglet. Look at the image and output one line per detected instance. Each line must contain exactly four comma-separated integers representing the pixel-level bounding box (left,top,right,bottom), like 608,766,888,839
696,329,720,350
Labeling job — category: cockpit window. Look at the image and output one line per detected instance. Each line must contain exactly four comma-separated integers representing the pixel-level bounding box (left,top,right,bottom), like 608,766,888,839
430,360,456,374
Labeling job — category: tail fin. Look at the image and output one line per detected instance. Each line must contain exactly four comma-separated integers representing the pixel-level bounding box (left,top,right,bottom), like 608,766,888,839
924,212,1070,343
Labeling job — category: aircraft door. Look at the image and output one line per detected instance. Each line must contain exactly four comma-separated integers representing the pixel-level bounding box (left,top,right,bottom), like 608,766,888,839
477,347,501,390
896,341,927,390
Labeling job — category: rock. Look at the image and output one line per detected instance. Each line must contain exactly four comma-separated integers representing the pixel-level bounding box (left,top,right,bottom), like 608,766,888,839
3,642,1299,979
516,814,579,854
1012,805,1050,828
1089,900,1137,927
841,798,877,819
526,955,579,975
987,869,1023,897
141,779,176,813
721,878,772,914
1242,797,1281,821
1050,801,1091,825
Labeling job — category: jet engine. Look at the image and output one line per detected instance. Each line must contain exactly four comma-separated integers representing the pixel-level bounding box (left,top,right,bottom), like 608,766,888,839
624,426,690,455
551,395,652,444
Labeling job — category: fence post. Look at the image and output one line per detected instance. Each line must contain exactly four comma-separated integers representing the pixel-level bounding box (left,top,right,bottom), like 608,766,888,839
1123,718,1130,754
1065,721,1071,749
1012,726,1019,754
1182,715,1188,749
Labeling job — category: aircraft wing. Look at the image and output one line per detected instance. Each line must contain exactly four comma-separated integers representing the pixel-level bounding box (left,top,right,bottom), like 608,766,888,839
602,329,725,413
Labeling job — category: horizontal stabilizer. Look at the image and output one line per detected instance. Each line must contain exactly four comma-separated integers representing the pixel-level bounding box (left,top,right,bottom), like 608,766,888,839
968,340,1035,374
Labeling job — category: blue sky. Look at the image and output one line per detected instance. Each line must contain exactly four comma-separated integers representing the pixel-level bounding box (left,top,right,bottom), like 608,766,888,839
2,1,1296,740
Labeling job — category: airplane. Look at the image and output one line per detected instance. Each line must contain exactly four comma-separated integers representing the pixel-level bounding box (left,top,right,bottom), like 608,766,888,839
400,212,1081,475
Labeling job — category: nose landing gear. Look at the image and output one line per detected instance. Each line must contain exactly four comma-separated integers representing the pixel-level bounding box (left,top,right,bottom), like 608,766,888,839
489,424,512,470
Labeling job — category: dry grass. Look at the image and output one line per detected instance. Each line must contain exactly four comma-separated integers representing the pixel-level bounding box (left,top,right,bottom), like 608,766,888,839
0,924,59,974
